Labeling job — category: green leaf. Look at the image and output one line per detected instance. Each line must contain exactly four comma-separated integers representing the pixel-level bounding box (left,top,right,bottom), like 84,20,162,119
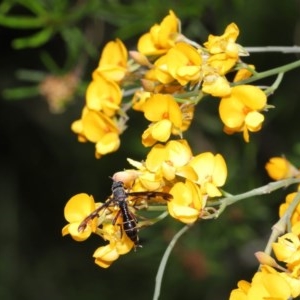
0,0,14,14
12,27,54,49
2,86,39,100
0,15,44,28
39,51,61,74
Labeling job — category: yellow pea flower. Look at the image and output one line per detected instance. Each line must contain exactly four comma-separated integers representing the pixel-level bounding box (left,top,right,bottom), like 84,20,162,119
93,223,134,268
142,69,184,94
142,94,183,146
71,107,120,158
153,54,175,84
233,64,255,82
202,73,231,97
138,172,165,191
132,90,152,111
145,139,197,181
154,42,202,86
86,72,122,117
204,23,244,58
178,103,195,133
189,152,227,197
94,243,120,268
230,265,299,300
273,232,300,268
62,193,97,241
265,157,299,180
207,53,237,75
168,180,204,224
95,131,121,159
279,271,300,297
219,85,267,142
279,191,300,227
137,10,179,56
96,38,128,82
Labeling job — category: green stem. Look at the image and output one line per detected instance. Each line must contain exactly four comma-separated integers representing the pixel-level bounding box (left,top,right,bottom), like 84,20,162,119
209,178,300,209
153,224,191,300
245,46,300,53
138,211,169,228
264,72,284,95
264,191,300,255
233,59,300,86
146,205,168,212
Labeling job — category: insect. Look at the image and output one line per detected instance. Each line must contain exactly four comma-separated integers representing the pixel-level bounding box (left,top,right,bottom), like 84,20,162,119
78,180,172,249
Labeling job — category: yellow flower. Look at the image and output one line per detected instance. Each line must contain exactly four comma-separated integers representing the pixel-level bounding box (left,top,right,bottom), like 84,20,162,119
153,54,174,84
202,73,231,97
204,23,243,58
137,10,179,56
229,265,299,300
219,85,267,142
141,94,182,146
93,223,134,268
71,107,120,158
204,23,248,80
96,38,128,82
279,191,300,227
233,64,255,82
145,139,197,181
273,232,300,268
93,243,120,268
86,72,122,117
265,157,299,180
207,53,237,75
154,42,202,85
62,193,97,241
189,152,227,197
95,131,121,159
168,180,204,224
177,103,195,133
132,90,152,111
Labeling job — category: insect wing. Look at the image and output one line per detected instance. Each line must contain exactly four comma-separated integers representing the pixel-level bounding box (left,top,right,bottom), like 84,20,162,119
126,191,173,206
78,197,114,232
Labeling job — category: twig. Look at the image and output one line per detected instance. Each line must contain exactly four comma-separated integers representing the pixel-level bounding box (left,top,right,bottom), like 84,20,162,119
153,224,191,300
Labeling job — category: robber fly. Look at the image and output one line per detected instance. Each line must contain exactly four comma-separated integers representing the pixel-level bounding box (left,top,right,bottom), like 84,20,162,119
78,180,172,249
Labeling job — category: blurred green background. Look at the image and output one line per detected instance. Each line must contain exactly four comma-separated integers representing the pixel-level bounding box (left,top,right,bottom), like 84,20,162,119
1,1,300,299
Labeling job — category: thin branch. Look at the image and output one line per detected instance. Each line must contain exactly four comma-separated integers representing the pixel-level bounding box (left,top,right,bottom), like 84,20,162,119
153,224,191,300
264,191,300,255
232,59,300,87
245,46,300,53
209,178,300,208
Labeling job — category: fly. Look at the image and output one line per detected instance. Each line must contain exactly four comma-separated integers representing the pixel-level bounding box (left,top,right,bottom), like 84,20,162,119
78,180,172,249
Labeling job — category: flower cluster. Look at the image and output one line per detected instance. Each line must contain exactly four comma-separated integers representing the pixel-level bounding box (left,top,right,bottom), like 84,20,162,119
63,11,274,269
71,39,129,158
63,138,227,267
230,212,300,300
62,192,135,268
71,10,269,159
229,157,300,299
